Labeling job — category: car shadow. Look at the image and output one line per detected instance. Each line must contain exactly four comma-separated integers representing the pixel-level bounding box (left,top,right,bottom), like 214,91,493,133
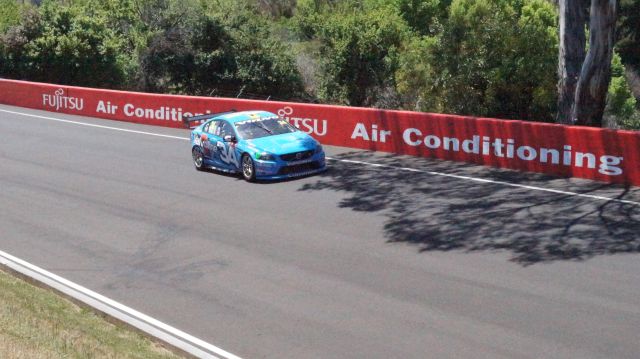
251,169,330,184
298,151,640,265
204,168,242,179
203,167,327,184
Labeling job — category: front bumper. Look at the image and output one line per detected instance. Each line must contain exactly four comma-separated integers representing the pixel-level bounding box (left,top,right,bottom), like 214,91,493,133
254,152,327,180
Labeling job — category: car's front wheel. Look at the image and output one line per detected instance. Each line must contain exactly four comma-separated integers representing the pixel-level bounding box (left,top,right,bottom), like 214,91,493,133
192,147,205,171
241,153,256,182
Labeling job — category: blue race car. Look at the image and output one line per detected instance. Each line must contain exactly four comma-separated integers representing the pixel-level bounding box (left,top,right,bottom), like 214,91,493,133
184,110,326,181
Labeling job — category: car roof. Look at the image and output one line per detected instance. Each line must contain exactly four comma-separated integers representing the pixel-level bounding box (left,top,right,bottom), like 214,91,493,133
213,110,277,124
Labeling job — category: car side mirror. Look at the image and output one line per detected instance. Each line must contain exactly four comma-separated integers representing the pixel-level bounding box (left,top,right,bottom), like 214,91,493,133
224,135,236,143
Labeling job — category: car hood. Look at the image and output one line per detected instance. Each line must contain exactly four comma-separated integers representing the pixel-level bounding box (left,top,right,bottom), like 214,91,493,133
245,131,318,155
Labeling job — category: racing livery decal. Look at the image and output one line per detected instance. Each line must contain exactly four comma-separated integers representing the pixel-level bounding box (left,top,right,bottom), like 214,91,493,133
218,141,240,168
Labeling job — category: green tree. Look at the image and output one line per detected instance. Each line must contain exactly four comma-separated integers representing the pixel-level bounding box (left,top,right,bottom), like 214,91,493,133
557,0,619,127
395,35,440,111
1,8,44,80
0,0,21,33
605,53,639,129
139,0,304,99
616,0,640,68
394,0,451,36
420,0,557,120
31,1,127,87
0,1,128,88
312,6,408,106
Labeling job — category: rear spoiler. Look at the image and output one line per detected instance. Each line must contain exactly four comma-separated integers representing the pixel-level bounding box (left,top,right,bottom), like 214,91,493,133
182,110,237,129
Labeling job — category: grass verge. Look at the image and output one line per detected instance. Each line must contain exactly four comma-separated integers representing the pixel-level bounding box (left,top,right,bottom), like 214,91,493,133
0,268,183,358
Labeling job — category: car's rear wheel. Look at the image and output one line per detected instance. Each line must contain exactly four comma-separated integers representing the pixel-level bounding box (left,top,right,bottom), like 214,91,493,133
241,153,256,182
192,147,205,171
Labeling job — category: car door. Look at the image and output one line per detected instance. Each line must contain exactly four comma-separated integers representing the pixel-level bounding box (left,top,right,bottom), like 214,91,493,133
216,120,241,171
202,120,224,166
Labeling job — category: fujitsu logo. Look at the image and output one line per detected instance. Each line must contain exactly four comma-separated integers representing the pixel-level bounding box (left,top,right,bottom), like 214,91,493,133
278,106,327,136
42,88,84,111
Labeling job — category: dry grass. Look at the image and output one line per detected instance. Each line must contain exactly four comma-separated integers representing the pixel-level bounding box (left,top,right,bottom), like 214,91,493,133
0,269,183,359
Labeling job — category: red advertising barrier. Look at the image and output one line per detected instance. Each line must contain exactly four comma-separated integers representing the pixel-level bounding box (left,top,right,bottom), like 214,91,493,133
1,78,639,185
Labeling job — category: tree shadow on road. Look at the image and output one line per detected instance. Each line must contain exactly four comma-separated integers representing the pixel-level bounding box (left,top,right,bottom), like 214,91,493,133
299,152,640,265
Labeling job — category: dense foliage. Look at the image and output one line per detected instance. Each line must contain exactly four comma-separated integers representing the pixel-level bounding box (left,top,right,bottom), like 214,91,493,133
0,0,305,98
0,0,20,33
0,0,638,128
295,1,408,107
399,0,559,121
606,54,640,129
617,0,640,68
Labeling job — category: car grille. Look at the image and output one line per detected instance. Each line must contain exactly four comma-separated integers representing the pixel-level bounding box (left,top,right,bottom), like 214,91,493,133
280,150,314,162
278,162,321,175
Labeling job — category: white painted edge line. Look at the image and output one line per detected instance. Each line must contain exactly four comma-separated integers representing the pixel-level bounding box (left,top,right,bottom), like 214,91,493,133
329,158,640,206
0,249,242,359
2,107,638,207
0,108,189,141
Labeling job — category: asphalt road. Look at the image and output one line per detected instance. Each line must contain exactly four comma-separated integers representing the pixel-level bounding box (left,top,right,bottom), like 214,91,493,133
1,104,640,359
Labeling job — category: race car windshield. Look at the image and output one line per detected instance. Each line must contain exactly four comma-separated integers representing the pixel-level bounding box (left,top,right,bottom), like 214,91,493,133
235,117,297,139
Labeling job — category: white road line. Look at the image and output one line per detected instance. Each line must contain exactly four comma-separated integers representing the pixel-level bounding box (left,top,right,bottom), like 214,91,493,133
326,158,640,206
2,108,639,206
0,109,189,141
0,250,242,359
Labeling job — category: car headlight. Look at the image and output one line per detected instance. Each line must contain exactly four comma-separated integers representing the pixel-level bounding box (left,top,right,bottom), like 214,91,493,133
255,152,276,161
315,144,324,154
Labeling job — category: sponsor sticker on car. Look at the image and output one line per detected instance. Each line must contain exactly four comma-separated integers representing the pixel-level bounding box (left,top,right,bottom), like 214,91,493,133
286,159,314,166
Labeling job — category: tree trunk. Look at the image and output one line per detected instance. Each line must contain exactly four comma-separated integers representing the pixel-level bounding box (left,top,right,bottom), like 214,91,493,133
556,0,588,124
571,0,618,126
